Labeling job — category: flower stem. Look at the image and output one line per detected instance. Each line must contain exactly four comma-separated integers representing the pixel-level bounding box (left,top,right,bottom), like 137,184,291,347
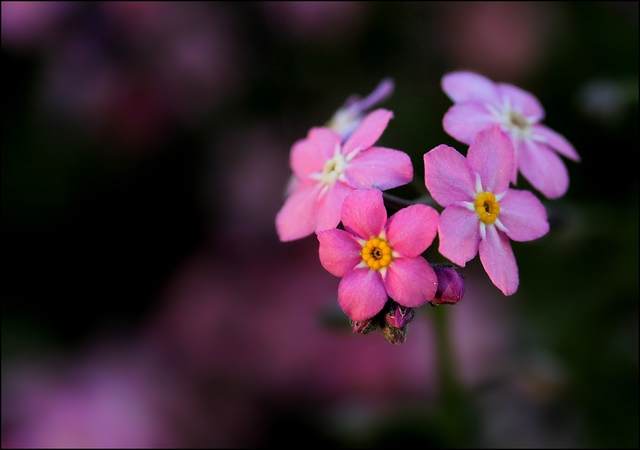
431,305,476,446
382,192,437,211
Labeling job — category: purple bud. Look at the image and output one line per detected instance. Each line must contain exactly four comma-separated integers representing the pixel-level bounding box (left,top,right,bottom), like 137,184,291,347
351,316,380,334
431,264,465,305
356,77,395,111
327,78,395,141
384,301,414,329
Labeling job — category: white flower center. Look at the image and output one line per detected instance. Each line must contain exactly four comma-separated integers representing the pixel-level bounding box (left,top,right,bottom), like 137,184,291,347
487,97,535,141
320,147,348,185
505,110,532,139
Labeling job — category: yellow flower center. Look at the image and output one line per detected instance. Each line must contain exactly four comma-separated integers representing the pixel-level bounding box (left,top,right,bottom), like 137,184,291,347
361,237,393,270
475,192,501,224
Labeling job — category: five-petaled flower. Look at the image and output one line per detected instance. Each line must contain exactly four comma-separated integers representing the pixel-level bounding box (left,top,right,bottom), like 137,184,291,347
441,71,580,199
276,109,413,242
423,126,549,296
317,188,439,321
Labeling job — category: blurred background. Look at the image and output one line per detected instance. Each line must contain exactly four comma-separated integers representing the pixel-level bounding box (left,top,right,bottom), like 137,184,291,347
2,1,637,447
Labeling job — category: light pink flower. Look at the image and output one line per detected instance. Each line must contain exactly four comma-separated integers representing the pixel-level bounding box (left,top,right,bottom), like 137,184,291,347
441,71,580,199
276,109,413,241
423,126,549,296
317,189,439,321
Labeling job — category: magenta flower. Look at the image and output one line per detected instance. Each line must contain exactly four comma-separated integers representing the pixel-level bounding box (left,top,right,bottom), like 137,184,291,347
276,109,413,242
441,71,580,199
317,188,439,321
423,126,549,296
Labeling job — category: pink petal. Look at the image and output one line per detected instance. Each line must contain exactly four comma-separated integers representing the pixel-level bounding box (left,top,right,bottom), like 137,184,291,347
384,257,438,307
498,189,549,242
275,181,321,241
385,204,439,257
497,83,545,121
291,127,341,179
315,181,354,232
423,144,476,206
345,146,413,190
338,268,388,321
437,205,480,267
479,225,519,296
532,124,580,162
443,103,499,145
318,229,363,277
441,71,500,104
467,126,514,194
340,188,387,240
510,136,522,184
342,109,392,155
519,140,569,199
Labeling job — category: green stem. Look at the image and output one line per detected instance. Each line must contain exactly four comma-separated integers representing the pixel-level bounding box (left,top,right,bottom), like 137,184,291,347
382,192,438,211
431,305,475,446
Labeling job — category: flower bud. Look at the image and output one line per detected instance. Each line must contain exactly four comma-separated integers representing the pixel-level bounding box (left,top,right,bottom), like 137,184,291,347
431,264,465,305
351,316,380,334
379,301,414,344
380,323,407,344
384,301,414,329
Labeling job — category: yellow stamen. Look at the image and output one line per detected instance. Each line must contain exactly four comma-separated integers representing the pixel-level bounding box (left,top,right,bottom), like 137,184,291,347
361,236,394,270
475,192,501,224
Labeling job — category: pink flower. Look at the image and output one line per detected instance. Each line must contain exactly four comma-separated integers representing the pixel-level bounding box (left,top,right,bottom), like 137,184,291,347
317,189,439,321
276,109,413,241
423,126,549,296
441,71,580,199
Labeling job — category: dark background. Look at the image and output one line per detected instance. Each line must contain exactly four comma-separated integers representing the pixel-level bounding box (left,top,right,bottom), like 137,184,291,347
2,2,638,447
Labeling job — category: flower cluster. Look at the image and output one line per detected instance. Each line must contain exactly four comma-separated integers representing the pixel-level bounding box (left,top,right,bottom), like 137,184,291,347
276,73,579,343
